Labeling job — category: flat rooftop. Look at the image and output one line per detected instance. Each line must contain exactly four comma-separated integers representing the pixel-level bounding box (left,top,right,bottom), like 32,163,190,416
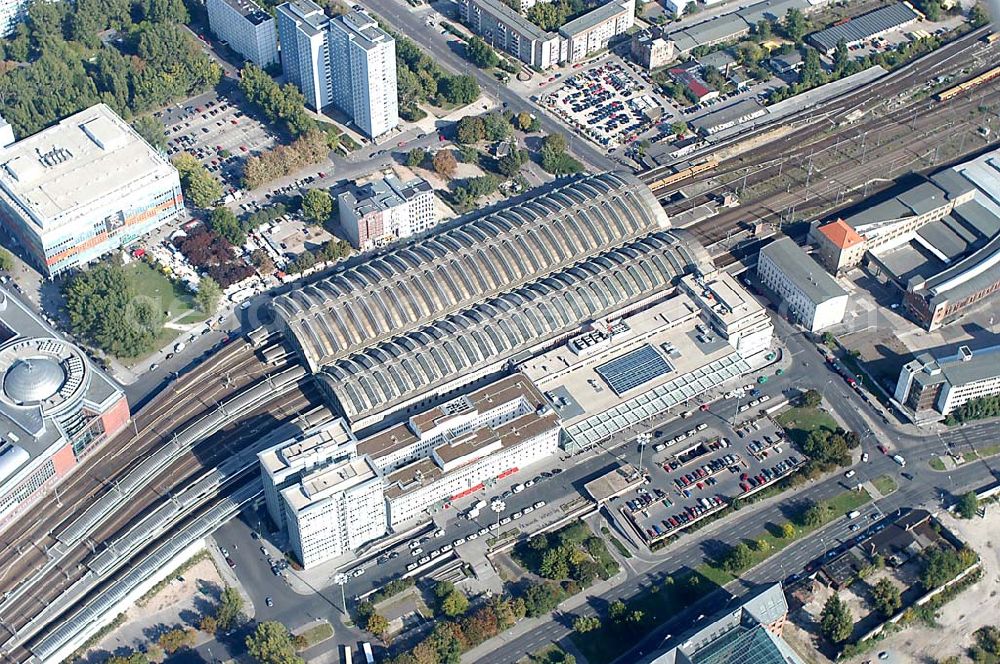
282,455,380,511
760,237,846,304
358,373,549,462
258,418,357,475
217,0,273,24
560,0,629,37
0,104,176,228
469,0,554,42
522,293,750,446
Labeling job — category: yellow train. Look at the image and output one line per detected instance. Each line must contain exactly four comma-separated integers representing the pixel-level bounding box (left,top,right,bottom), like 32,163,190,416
648,158,720,192
935,64,1000,102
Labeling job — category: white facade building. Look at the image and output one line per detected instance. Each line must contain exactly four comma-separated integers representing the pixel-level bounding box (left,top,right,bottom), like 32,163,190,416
357,374,561,529
282,455,386,568
258,418,359,531
681,271,773,357
206,0,279,68
327,11,399,139
757,237,848,332
277,1,398,138
337,176,436,250
893,344,1000,423
0,104,183,277
276,0,333,111
560,0,635,63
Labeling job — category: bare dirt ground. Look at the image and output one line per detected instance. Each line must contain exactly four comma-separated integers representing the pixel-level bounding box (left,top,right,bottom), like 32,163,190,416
82,556,225,663
845,507,1000,664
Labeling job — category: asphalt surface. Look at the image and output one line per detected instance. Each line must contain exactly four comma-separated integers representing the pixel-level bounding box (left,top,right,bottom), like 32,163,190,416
357,0,617,172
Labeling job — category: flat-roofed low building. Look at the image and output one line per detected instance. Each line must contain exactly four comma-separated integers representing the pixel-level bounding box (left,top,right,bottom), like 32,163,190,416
681,270,773,356
282,454,386,568
690,98,766,136
758,237,848,332
357,374,561,529
258,418,359,530
0,104,183,276
893,344,1000,423
206,0,279,68
807,3,918,54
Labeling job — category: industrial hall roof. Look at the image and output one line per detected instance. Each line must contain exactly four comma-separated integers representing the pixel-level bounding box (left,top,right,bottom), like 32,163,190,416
272,172,670,371
318,230,699,421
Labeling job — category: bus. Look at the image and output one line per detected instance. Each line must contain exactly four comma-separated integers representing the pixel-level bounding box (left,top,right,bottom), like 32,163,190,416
343,645,353,664
362,642,375,664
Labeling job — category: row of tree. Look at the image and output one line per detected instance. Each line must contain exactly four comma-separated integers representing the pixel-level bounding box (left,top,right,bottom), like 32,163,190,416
238,64,319,139
0,0,220,137
241,131,331,190
945,394,1000,425
285,238,351,275
174,153,224,209
393,31,481,120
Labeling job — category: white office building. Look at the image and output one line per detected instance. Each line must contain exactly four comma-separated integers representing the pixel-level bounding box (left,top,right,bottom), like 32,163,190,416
0,0,29,38
357,374,561,529
277,0,398,138
276,0,332,111
757,237,848,332
0,104,183,277
258,418,359,531
681,271,773,357
337,176,436,250
282,455,386,568
893,344,1000,423
206,0,279,68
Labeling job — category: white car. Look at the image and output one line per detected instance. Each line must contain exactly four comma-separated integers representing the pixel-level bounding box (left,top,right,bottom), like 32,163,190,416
352,568,365,578
533,501,546,509
467,532,479,541
478,527,489,536
523,506,534,514
453,538,466,546
433,528,445,538
862,452,869,462
410,547,423,556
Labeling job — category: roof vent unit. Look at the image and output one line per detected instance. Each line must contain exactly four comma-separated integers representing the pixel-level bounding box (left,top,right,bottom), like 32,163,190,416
958,345,973,362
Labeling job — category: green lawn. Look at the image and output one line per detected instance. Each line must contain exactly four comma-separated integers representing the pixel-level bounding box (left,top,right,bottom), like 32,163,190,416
124,260,198,321
518,644,573,664
872,474,898,496
775,406,838,446
295,621,333,649
929,458,946,471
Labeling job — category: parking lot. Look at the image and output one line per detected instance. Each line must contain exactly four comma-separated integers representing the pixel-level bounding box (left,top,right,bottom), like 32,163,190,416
158,90,278,193
541,59,669,151
618,408,803,547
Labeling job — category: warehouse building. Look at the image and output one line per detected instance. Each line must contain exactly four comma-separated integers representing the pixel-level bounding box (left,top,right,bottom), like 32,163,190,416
758,237,848,332
337,175,436,251
0,104,183,277
0,287,130,531
808,2,919,54
810,146,1000,330
893,344,1000,423
206,0,279,68
690,98,767,136
666,0,813,54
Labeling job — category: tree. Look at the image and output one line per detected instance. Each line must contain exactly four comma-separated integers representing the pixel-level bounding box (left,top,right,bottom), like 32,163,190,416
497,149,526,177
958,491,979,519
366,613,390,639
516,112,534,131
819,595,853,644
572,615,601,633
800,389,822,408
781,523,796,539
920,546,976,590
63,262,163,358
833,39,849,74
783,8,807,42
465,35,499,68
252,249,275,274
482,112,512,141
0,248,13,271
107,653,150,664
302,188,333,224
216,586,244,631
456,115,486,144
433,149,458,178
440,74,480,105
158,628,195,654
133,115,166,151
754,538,770,553
671,121,689,136
540,133,582,175
970,3,989,28
209,206,245,246
174,153,223,208
609,599,627,622
441,589,469,617
871,578,901,618
199,615,218,635
246,621,304,664
801,500,826,527
406,147,426,167
195,276,221,314
540,546,571,580
722,542,754,574
755,19,773,40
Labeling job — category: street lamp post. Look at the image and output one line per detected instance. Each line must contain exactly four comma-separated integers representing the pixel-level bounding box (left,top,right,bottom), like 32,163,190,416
333,573,348,616
491,500,506,532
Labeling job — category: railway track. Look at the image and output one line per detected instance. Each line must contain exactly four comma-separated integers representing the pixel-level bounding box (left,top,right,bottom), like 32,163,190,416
0,383,321,660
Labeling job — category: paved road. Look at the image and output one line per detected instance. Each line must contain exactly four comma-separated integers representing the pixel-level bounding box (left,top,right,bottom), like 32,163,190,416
358,0,617,172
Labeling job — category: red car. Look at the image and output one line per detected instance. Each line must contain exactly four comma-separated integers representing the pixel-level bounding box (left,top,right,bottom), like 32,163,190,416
878,444,889,455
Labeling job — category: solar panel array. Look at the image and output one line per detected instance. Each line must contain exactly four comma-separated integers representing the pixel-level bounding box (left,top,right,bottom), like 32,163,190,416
595,345,672,396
